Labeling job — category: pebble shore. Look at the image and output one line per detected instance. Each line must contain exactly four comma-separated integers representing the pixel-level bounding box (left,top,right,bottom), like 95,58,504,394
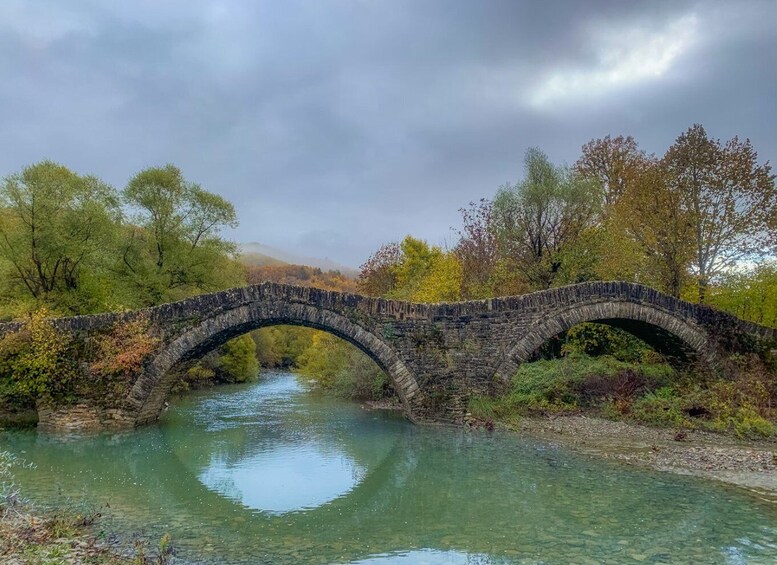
511,415,777,497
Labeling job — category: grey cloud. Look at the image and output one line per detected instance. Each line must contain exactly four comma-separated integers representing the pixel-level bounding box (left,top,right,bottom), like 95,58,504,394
0,0,773,267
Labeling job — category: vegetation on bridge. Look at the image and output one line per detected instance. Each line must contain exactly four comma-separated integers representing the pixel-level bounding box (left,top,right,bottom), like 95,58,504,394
468,351,776,439
0,309,77,422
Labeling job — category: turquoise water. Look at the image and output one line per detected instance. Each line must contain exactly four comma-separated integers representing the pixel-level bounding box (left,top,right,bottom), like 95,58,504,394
2,371,776,564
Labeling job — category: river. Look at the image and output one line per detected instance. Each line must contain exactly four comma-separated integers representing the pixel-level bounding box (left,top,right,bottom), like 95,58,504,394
2,370,776,563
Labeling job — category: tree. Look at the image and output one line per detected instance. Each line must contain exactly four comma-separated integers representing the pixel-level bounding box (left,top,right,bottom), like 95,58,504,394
244,263,357,293
492,148,601,290
121,165,242,304
771,208,777,254
708,261,777,328
410,251,462,303
217,335,259,383
663,124,776,302
574,136,662,290
358,236,462,302
0,161,120,314
388,236,461,302
454,199,499,299
357,242,402,296
390,236,438,298
575,135,645,207
608,158,694,297
296,331,389,400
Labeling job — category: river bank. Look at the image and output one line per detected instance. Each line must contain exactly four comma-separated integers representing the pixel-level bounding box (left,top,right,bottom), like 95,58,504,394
0,501,176,564
489,414,777,498
1,507,121,564
0,448,174,564
366,400,777,497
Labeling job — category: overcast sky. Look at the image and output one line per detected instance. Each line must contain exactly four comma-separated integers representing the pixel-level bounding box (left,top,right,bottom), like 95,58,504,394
1,1,775,267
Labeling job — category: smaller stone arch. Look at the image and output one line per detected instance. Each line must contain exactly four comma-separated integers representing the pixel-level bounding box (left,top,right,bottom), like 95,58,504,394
493,300,720,383
125,301,422,426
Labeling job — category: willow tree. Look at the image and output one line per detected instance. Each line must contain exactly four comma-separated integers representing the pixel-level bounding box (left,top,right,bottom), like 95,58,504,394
492,148,601,290
663,124,776,302
0,161,120,314
121,164,242,305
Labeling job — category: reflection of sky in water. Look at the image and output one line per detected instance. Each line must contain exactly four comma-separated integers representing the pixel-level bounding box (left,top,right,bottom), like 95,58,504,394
199,443,365,513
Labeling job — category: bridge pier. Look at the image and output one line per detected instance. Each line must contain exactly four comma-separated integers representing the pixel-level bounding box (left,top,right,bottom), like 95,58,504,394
36,403,136,433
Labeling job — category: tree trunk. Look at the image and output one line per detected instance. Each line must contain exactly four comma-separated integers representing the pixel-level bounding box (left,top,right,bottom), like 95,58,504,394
669,276,681,299
698,278,708,304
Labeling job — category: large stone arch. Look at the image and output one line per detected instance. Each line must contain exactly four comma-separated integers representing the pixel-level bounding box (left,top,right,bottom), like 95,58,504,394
126,301,422,426
493,300,720,383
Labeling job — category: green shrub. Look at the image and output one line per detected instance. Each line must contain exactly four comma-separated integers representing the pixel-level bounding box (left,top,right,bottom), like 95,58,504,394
467,396,498,421
172,364,217,392
508,353,673,413
471,334,777,439
297,331,392,401
471,353,675,421
631,389,687,427
217,334,259,383
328,354,389,401
629,364,777,438
252,326,314,368
731,406,776,438
0,309,78,405
561,323,653,363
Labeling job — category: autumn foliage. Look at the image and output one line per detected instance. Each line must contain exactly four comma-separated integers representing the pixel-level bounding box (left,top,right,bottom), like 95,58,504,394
358,123,776,323
358,236,462,302
89,317,160,379
245,264,357,293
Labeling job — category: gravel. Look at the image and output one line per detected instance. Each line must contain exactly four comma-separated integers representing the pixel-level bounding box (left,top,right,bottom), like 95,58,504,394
508,414,777,496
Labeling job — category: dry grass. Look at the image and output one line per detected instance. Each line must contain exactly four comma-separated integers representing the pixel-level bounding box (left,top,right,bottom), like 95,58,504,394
1,451,176,564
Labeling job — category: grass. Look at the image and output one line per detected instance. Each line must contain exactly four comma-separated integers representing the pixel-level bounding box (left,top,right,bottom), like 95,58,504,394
469,352,777,439
1,451,177,564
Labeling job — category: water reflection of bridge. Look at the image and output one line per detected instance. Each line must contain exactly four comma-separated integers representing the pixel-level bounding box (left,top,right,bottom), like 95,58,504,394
10,385,770,564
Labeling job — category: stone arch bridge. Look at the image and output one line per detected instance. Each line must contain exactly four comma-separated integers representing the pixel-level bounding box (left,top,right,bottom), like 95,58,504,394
4,281,774,432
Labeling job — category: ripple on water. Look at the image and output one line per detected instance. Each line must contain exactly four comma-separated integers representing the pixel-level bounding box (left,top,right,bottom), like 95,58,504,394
2,370,776,564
